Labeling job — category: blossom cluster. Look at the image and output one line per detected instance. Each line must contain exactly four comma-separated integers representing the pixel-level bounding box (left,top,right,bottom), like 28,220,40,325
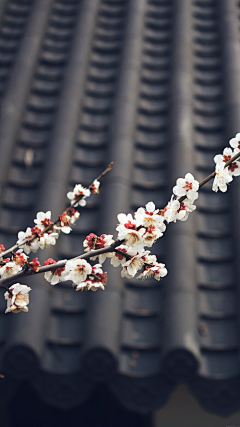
212,134,240,192
4,283,31,314
1,180,100,313
1,136,240,314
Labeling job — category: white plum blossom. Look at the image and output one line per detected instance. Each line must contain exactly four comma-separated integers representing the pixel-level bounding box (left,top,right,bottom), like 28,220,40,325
229,133,240,153
110,245,132,267
77,264,107,291
38,232,59,250
43,258,66,285
34,211,52,230
17,225,59,254
81,279,105,291
176,199,196,222
0,261,22,278
4,283,31,313
214,147,240,177
17,227,40,254
134,202,166,232
75,282,87,291
212,162,233,192
70,210,80,223
90,179,100,194
55,209,80,234
142,224,163,247
151,264,168,280
13,250,28,267
67,184,91,207
83,233,114,264
141,252,157,265
63,258,92,285
44,270,63,285
162,196,180,223
55,214,72,234
137,263,168,280
120,249,146,278
116,213,144,249
173,173,199,201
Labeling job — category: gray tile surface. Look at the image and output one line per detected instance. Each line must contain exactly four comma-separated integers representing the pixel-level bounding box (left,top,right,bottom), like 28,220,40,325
0,0,239,416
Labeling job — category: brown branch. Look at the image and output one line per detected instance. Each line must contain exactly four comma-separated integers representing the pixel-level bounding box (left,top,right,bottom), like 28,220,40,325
0,239,124,287
92,161,113,183
114,248,131,261
0,241,158,290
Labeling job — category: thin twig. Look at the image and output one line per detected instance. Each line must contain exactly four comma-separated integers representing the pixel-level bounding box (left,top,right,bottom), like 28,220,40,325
0,283,13,294
0,163,113,259
93,161,113,183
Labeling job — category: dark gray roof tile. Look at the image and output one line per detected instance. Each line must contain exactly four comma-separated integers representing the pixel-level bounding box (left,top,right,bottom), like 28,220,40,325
119,350,162,377
196,211,231,237
194,131,224,149
199,289,236,318
42,344,83,374
197,262,234,289
77,129,108,147
197,351,239,378
199,318,238,350
197,237,233,262
123,287,163,316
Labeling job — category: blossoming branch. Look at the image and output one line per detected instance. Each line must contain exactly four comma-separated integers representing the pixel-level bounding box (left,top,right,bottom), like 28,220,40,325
1,134,240,314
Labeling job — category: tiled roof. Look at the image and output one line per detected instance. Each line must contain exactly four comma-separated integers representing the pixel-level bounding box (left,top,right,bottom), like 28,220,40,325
0,0,240,416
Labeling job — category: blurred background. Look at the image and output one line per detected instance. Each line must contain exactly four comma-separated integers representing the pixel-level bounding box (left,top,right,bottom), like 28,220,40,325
0,0,240,425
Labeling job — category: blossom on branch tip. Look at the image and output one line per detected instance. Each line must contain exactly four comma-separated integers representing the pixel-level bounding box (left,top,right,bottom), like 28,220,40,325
4,283,31,314
67,184,90,207
90,180,100,194
214,147,240,176
212,162,233,192
229,133,240,153
63,258,92,285
173,173,199,201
